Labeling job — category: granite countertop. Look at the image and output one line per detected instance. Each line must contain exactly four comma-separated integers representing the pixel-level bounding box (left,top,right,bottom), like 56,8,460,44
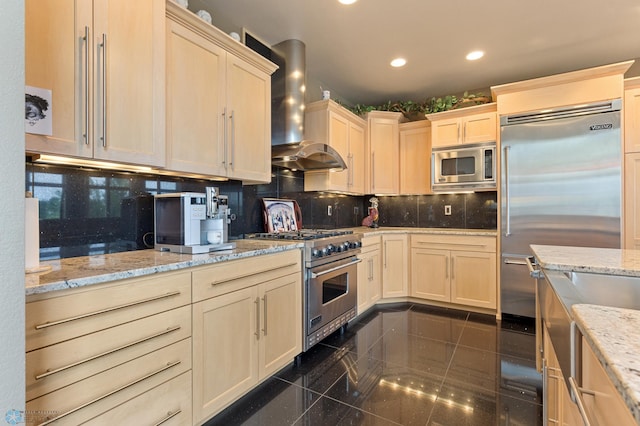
572,304,640,424
349,226,497,237
531,244,640,277
25,239,303,297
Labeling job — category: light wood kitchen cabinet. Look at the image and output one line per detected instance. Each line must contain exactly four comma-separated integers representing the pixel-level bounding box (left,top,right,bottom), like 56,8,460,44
166,3,276,183
191,250,302,424
625,77,640,153
382,234,409,298
580,336,636,426
304,100,367,194
399,120,432,194
410,234,496,310
25,0,165,166
366,111,404,194
427,103,497,148
25,270,192,424
624,153,640,249
357,235,382,314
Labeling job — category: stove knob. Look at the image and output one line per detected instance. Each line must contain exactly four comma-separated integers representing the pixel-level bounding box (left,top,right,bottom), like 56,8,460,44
351,241,362,249
320,247,329,257
335,245,343,253
326,244,335,254
342,242,350,252
311,248,321,258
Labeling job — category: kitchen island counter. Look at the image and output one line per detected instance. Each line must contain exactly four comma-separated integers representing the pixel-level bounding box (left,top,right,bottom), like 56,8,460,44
531,244,640,277
25,240,303,296
572,304,640,424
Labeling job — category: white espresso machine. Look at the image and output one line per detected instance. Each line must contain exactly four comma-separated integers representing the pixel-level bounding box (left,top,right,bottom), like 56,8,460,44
154,187,236,254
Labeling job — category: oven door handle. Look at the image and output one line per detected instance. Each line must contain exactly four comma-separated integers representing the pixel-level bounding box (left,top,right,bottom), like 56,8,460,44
310,258,362,278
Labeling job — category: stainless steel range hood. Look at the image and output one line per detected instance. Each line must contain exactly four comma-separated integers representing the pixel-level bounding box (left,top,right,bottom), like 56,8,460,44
270,39,347,171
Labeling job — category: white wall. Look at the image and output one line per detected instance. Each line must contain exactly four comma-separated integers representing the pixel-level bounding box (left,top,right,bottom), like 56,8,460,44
0,0,26,419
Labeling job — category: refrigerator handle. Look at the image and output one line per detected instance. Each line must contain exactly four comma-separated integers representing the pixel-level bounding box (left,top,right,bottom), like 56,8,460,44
503,146,511,237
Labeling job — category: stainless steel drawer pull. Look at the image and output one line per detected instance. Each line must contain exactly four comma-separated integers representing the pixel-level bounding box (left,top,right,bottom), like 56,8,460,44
34,291,181,330
35,325,181,380
568,376,593,426
209,262,298,286
37,360,181,426
152,409,182,426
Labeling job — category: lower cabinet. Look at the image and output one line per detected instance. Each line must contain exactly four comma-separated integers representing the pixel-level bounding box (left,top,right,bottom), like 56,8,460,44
191,251,302,424
410,234,497,310
357,235,382,314
382,234,409,298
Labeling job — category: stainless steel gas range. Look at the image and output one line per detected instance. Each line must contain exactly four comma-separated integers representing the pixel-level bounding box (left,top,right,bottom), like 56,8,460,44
249,229,362,351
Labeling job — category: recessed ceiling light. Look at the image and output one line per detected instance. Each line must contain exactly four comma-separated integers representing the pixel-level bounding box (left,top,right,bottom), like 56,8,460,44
338,0,357,4
466,50,484,61
390,58,407,68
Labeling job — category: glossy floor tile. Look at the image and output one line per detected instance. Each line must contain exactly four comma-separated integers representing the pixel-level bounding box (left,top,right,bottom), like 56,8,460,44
205,304,543,426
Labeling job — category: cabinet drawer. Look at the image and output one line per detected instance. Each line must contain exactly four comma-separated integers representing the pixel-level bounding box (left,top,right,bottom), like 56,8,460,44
192,250,302,302
27,305,191,402
86,371,192,426
26,271,192,352
360,235,381,253
26,338,191,425
410,234,496,252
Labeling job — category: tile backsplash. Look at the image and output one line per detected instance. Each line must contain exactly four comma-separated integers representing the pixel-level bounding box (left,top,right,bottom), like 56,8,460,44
26,162,496,259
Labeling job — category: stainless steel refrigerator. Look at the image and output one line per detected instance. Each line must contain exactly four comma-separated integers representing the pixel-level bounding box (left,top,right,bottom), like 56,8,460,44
500,99,622,318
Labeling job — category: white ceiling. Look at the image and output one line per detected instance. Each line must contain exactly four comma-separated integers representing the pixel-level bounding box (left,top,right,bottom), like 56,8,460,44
190,0,640,106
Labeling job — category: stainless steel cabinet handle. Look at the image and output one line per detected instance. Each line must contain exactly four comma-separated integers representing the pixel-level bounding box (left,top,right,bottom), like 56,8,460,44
261,295,268,336
503,146,511,237
384,241,387,268
462,122,466,142
35,325,181,380
254,297,260,340
445,257,449,279
152,409,182,426
34,291,181,330
568,377,593,426
371,151,375,190
230,110,235,168
451,256,455,279
210,262,298,286
37,360,181,426
311,258,362,278
368,258,373,281
457,123,461,143
82,26,90,144
221,108,227,167
99,33,107,147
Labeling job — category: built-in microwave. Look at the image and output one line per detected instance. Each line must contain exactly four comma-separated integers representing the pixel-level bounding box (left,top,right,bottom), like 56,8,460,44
432,142,496,191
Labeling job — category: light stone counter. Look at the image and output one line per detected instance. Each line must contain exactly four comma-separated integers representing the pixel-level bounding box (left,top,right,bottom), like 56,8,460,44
347,226,497,237
25,240,303,297
572,304,640,424
531,244,640,277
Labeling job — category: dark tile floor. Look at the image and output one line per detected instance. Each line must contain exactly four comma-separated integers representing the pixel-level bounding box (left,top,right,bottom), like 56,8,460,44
205,303,543,425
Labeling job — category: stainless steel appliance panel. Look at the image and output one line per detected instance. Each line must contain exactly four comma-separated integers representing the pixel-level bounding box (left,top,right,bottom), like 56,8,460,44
500,102,621,318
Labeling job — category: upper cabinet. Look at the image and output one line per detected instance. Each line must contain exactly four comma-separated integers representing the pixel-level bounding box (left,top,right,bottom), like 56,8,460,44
399,120,432,194
165,3,277,183
427,103,497,148
25,0,166,167
625,77,640,153
366,111,404,194
304,100,366,194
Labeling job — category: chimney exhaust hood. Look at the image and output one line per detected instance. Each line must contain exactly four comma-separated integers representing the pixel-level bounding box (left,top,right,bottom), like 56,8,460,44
270,39,347,171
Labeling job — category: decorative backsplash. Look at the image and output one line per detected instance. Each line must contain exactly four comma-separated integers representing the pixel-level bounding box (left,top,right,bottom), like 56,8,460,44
26,162,496,259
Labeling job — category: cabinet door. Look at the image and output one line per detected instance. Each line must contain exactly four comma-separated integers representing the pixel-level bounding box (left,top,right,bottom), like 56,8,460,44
624,153,640,249
166,18,226,176
462,111,496,144
348,121,366,194
369,116,400,194
192,286,259,423
25,0,92,158
357,247,381,314
431,118,460,147
93,0,165,166
382,234,408,297
450,250,497,309
400,123,431,194
410,248,449,301
226,54,271,183
327,112,350,191
625,85,640,153
259,273,302,379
